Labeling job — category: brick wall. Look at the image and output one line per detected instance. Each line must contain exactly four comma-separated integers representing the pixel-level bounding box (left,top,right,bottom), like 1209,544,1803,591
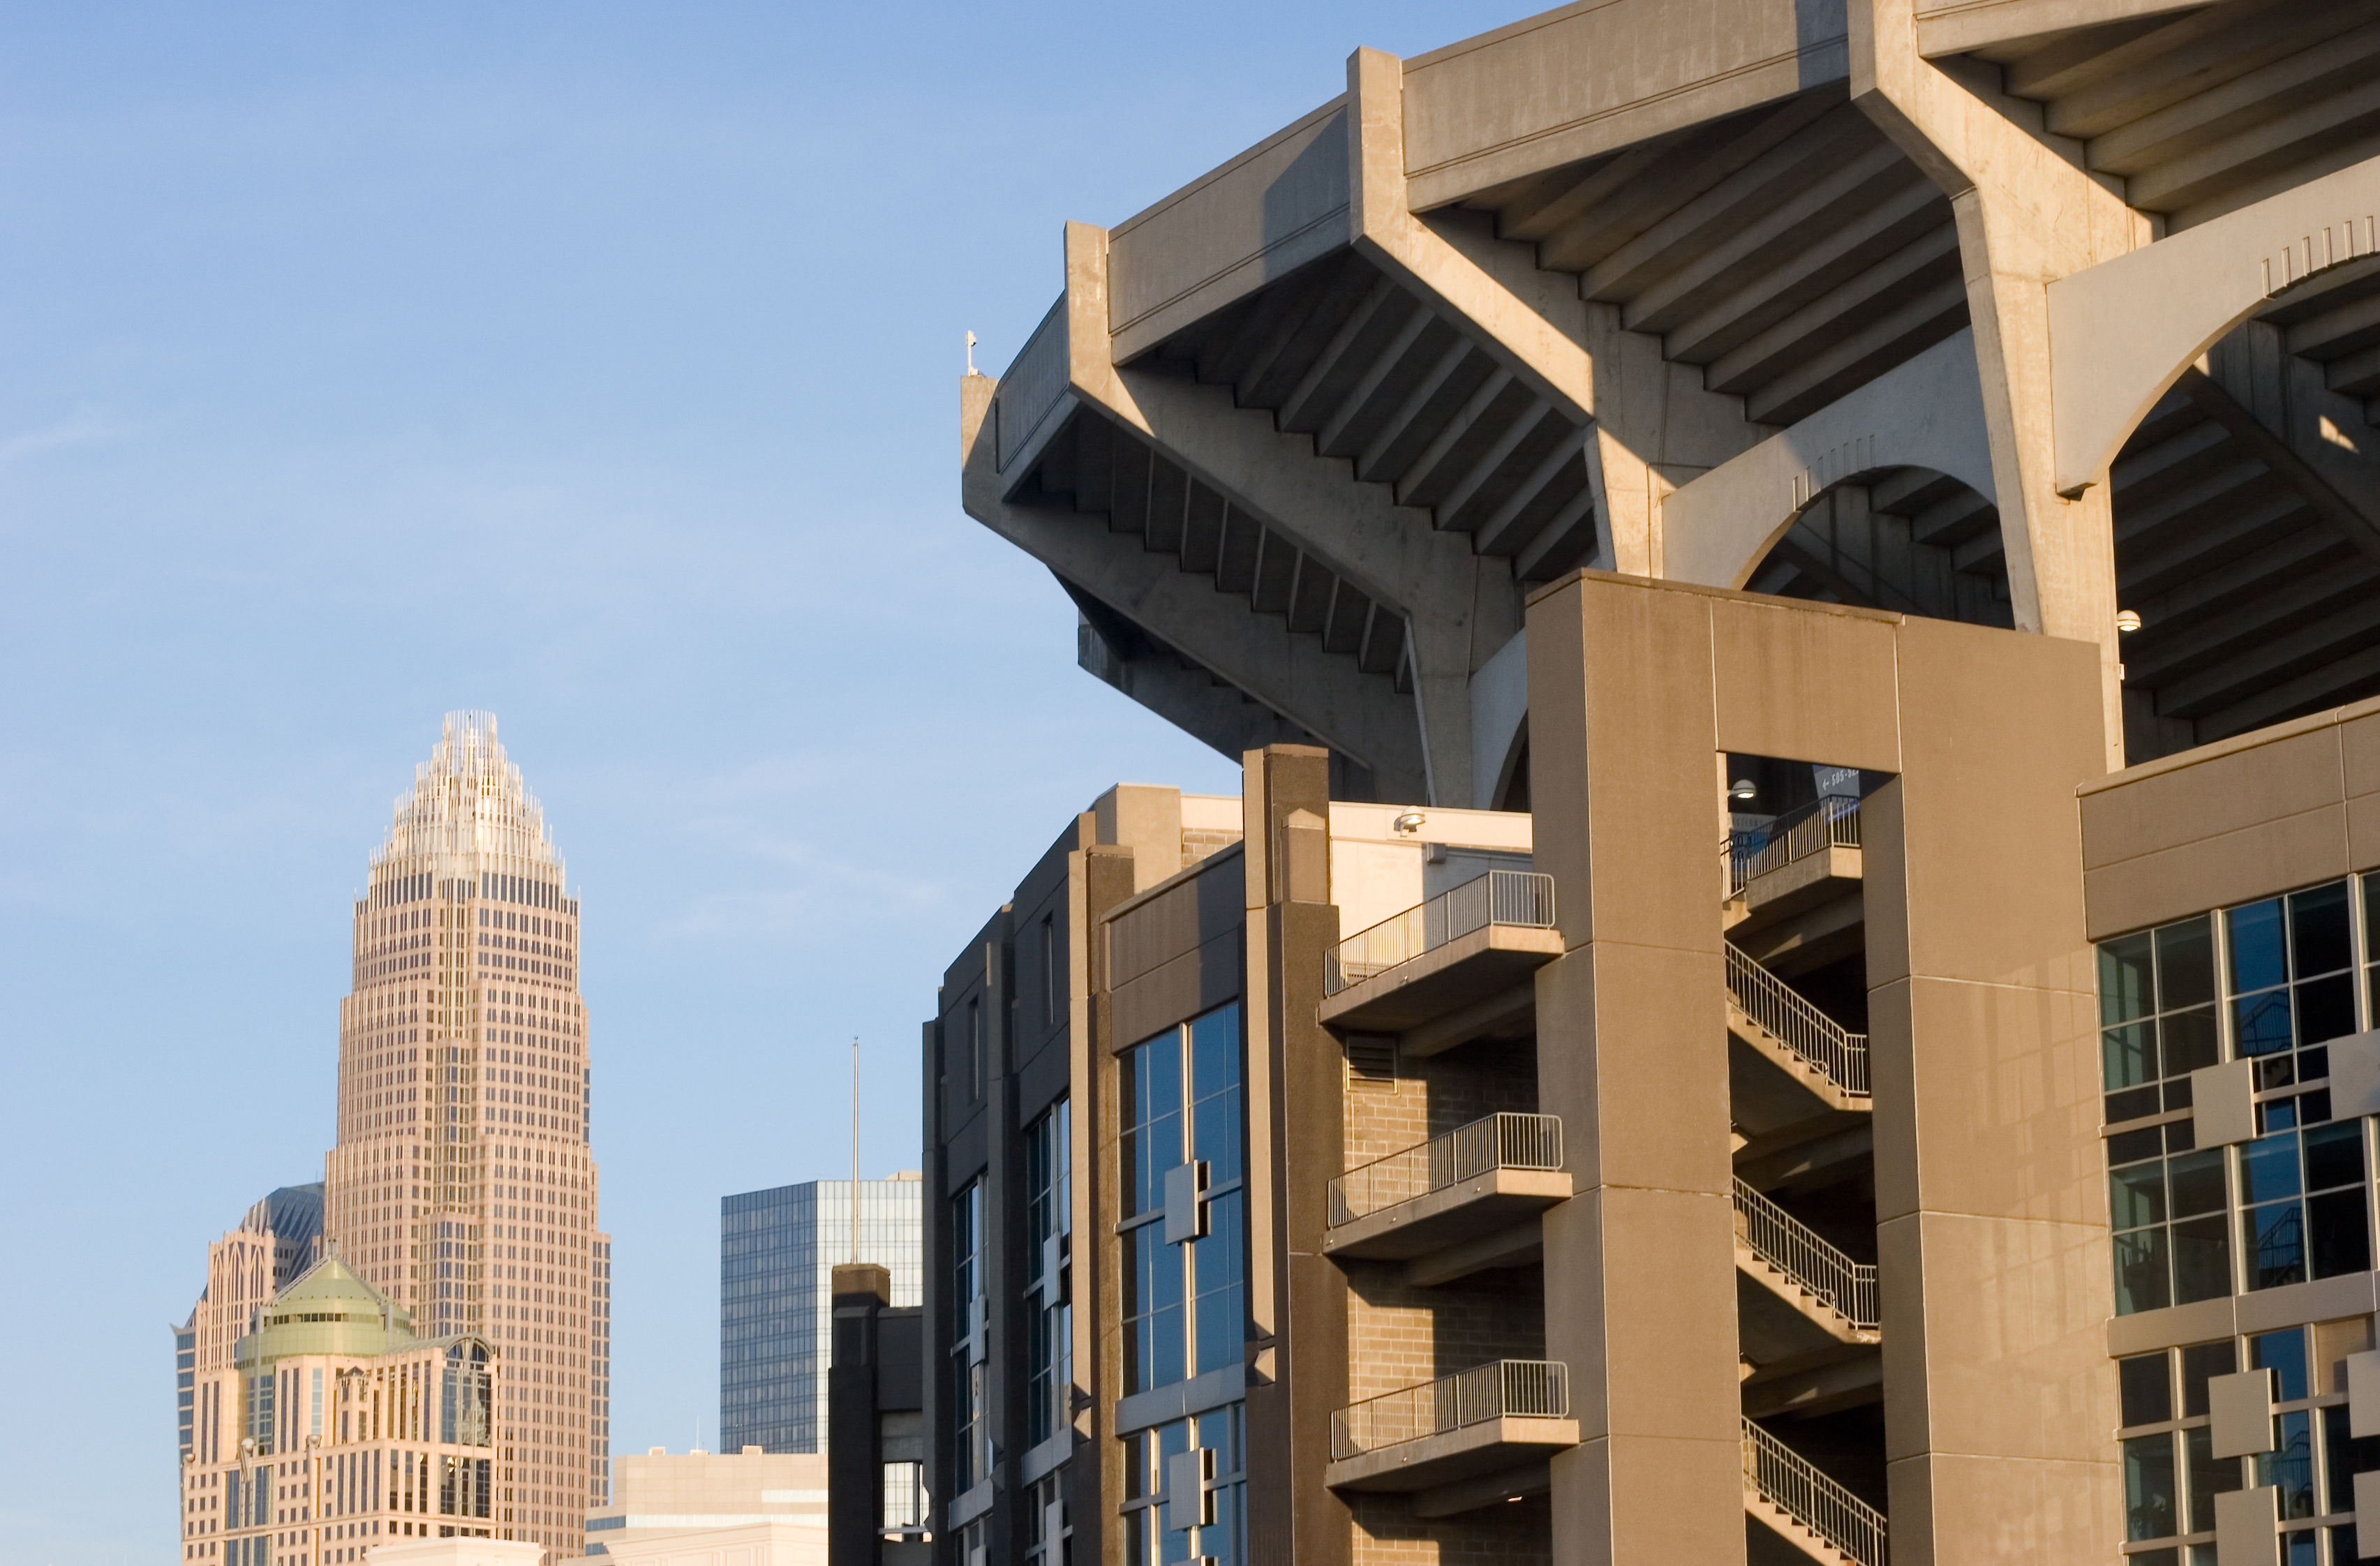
1337,1036,1549,1565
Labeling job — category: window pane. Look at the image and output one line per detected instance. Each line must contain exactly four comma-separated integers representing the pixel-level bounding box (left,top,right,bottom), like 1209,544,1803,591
2111,1127,2165,1165
2115,1228,2172,1315
2169,1149,2228,1217
2309,1189,2371,1279
2321,1403,2380,1516
2243,1134,2305,1205
2106,1025,2156,1091
2238,988,2296,1057
2254,1329,2309,1403
2298,974,2356,1047
2125,1431,2179,1542
2162,1009,2220,1077
2290,882,2352,977
1189,1006,1240,1102
2120,1353,2174,1428
2246,1202,2309,1290
2305,1122,2365,1192
2112,1164,2168,1230
2263,1410,2315,1519
2171,1215,2233,1305
2182,1341,2239,1418
2185,1424,2242,1533
2103,934,2155,1024
2158,916,2216,1009
2231,900,2289,993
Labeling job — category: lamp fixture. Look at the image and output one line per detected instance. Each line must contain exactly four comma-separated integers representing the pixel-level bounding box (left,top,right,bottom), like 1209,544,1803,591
2115,609,2143,633
1728,779,1757,801
1392,811,1427,835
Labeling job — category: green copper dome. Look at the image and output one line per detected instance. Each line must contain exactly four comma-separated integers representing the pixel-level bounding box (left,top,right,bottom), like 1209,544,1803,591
233,1254,416,1367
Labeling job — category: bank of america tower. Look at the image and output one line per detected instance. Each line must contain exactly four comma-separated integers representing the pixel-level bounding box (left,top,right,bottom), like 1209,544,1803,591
321,712,611,1558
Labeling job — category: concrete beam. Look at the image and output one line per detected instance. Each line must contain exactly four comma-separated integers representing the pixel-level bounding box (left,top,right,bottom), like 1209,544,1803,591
1071,598,1327,763
1661,329,1995,590
1348,48,1767,579
1853,0,2155,768
2048,154,2380,496
1059,220,1506,807
1912,0,2210,59
1397,0,1850,211
962,375,1431,798
1104,98,1354,364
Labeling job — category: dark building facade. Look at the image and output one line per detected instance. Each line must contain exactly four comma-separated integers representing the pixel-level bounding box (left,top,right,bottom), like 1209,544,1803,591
829,1261,926,1566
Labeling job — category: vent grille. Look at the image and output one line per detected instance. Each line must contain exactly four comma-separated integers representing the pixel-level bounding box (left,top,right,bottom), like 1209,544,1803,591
1344,1034,1397,1087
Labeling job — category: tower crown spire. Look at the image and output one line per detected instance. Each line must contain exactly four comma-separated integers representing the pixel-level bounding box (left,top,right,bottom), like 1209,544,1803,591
369,710,564,895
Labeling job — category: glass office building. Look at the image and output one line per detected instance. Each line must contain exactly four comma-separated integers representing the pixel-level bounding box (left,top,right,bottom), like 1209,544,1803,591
722,1176,923,1454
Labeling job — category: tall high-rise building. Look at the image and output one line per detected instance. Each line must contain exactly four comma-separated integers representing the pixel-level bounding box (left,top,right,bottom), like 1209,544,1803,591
319,711,610,1560
720,1175,923,1454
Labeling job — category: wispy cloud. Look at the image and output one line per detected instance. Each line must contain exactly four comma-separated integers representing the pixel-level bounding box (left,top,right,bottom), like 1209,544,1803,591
0,413,124,467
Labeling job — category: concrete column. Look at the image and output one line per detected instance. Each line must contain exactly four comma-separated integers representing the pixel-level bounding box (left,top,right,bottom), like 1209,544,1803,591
829,1265,891,1566
1852,616,2118,1565
1076,840,1140,1566
1850,0,2150,768
1240,745,1353,1566
1525,575,1745,1564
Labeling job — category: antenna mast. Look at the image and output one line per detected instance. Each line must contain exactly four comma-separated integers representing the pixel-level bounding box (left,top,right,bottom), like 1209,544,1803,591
850,1036,861,1265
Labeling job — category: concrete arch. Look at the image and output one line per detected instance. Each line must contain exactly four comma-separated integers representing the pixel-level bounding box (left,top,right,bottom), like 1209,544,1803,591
1739,463,2009,627
2050,153,2380,497
1659,329,1994,592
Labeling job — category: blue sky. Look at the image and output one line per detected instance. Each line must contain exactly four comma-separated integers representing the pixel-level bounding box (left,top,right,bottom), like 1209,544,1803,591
0,3,1529,1560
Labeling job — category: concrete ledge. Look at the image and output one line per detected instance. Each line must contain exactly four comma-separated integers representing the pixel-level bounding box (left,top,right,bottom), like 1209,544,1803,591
1324,1169,1571,1261
1324,1416,1581,1491
1727,845,1863,934
1402,1217,1548,1288
1319,924,1564,1033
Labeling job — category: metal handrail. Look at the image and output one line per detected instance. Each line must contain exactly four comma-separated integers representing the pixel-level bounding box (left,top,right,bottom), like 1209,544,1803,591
1732,1179,1878,1329
1726,942,1870,1096
1330,1360,1569,1461
1743,1418,1887,1566
1324,870,1555,996
1327,1112,1563,1227
1727,796,1862,894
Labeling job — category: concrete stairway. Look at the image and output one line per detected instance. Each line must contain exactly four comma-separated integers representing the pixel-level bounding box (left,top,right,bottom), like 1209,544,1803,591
1742,1418,1887,1566
1732,1179,1880,1345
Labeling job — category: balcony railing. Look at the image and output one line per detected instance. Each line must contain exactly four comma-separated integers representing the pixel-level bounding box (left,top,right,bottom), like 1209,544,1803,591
1726,941,1869,1096
1726,796,1862,895
1327,1112,1563,1228
1331,1360,1570,1461
1324,870,1556,997
1743,1418,1887,1566
1732,1179,1878,1329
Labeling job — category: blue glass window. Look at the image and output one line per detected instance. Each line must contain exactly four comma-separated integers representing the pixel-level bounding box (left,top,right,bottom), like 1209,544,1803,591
1118,1005,1246,1394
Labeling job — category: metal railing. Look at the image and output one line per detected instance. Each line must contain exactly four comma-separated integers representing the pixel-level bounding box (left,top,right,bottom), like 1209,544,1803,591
1331,1360,1570,1461
1327,1112,1563,1227
1726,942,1870,1096
1743,1418,1887,1566
1732,1179,1879,1329
1324,870,1556,996
1727,796,1863,894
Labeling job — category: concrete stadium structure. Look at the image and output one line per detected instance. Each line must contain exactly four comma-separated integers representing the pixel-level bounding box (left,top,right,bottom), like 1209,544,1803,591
965,0,2380,805
945,2,2380,1564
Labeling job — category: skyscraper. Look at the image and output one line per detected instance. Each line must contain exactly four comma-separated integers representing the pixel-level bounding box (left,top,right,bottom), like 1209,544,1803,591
720,1176,923,1454
320,711,609,1558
